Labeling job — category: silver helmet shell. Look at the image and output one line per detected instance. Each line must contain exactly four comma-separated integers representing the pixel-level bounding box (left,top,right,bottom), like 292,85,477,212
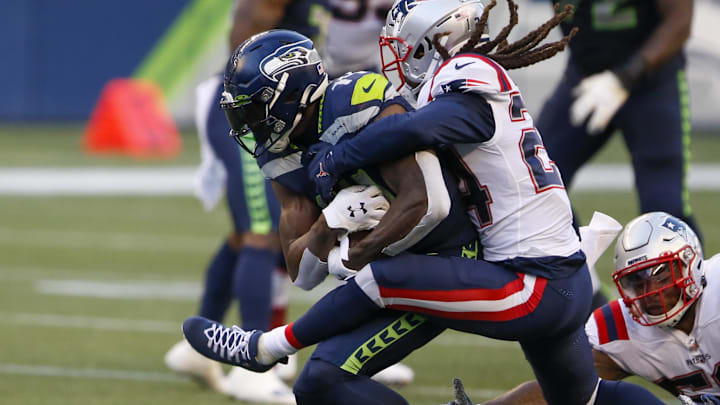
612,212,704,328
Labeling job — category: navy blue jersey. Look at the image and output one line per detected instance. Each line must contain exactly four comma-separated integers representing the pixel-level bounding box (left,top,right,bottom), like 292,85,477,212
555,0,677,74
277,0,331,43
258,72,477,255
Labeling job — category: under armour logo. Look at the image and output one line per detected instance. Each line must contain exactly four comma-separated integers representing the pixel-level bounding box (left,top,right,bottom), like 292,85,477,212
347,202,367,217
316,162,330,178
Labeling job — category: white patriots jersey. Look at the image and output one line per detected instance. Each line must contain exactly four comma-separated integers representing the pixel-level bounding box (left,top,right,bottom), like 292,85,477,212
323,0,393,78
586,254,720,399
416,55,580,261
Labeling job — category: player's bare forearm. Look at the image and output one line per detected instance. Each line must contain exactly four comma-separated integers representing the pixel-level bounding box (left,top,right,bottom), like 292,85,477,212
593,349,631,380
637,0,693,73
230,0,291,50
272,181,323,280
345,155,428,269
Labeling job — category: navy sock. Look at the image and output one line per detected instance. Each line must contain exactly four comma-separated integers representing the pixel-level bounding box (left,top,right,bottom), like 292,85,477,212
291,278,379,347
294,359,408,405
198,240,237,321
594,380,664,405
233,246,277,331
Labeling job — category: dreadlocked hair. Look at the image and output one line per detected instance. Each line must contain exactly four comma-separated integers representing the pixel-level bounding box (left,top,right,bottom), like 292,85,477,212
432,0,577,70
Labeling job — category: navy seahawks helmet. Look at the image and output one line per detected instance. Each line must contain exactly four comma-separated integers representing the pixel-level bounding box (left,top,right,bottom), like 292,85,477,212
221,30,328,157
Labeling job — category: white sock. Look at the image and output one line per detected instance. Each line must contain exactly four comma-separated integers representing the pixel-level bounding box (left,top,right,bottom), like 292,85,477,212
257,325,298,365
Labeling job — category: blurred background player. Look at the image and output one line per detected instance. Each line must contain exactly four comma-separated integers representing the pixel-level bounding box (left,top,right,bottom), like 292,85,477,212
468,212,719,405
164,0,331,403
537,0,702,307
323,0,394,78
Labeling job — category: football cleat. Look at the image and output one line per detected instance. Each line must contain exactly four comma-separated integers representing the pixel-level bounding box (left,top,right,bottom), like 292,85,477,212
182,316,286,372
372,363,415,386
221,367,296,404
164,338,225,392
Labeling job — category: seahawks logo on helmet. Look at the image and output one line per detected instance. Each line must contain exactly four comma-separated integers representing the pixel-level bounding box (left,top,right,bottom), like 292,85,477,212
260,41,321,81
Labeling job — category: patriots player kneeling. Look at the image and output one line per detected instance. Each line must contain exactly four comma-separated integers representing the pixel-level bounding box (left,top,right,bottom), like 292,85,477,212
480,212,720,405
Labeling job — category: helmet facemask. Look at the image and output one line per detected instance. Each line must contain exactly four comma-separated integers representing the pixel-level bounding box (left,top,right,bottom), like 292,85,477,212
613,246,700,327
379,0,488,102
612,212,704,328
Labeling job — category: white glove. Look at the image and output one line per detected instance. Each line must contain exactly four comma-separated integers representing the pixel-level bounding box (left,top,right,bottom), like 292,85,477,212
570,70,629,135
322,185,389,233
327,246,358,280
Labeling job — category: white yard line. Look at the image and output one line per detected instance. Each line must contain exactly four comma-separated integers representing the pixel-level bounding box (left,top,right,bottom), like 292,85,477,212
0,310,515,349
1,164,720,195
0,227,216,253
0,363,186,383
0,362,505,399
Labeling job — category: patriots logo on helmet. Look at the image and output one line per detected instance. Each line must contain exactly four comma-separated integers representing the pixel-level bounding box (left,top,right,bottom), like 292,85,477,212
661,217,688,240
260,41,321,81
390,0,418,21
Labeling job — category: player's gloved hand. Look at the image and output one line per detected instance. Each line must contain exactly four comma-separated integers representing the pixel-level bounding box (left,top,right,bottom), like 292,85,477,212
701,394,720,405
322,185,389,233
327,246,358,280
304,142,339,204
570,70,629,135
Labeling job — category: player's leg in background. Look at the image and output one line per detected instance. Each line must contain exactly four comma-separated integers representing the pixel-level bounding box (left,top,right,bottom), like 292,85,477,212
536,61,616,310
293,311,444,405
618,65,703,245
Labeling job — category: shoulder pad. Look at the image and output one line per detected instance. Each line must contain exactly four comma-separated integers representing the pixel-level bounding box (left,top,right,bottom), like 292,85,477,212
425,54,516,103
588,300,630,346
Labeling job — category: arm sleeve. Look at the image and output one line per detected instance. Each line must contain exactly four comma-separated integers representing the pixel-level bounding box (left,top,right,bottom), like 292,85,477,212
381,151,451,256
332,92,495,174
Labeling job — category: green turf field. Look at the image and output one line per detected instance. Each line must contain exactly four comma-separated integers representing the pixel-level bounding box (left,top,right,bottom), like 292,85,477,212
1,125,718,404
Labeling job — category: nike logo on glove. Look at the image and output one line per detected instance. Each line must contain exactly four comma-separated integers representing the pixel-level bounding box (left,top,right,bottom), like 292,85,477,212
455,61,475,70
362,79,377,93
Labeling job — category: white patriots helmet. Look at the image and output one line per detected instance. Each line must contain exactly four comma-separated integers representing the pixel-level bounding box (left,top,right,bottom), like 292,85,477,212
612,212,704,328
379,0,488,100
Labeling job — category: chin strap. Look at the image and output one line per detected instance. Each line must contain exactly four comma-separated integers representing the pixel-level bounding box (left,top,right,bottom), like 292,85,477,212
266,74,329,153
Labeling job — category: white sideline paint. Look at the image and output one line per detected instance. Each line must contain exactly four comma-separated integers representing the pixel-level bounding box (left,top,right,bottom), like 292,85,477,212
1,164,720,195
34,278,339,303
0,167,195,196
0,362,505,398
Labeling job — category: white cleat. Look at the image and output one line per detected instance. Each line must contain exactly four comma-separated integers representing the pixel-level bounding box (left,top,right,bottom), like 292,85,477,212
273,354,297,383
221,366,296,404
372,363,415,386
165,339,225,392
